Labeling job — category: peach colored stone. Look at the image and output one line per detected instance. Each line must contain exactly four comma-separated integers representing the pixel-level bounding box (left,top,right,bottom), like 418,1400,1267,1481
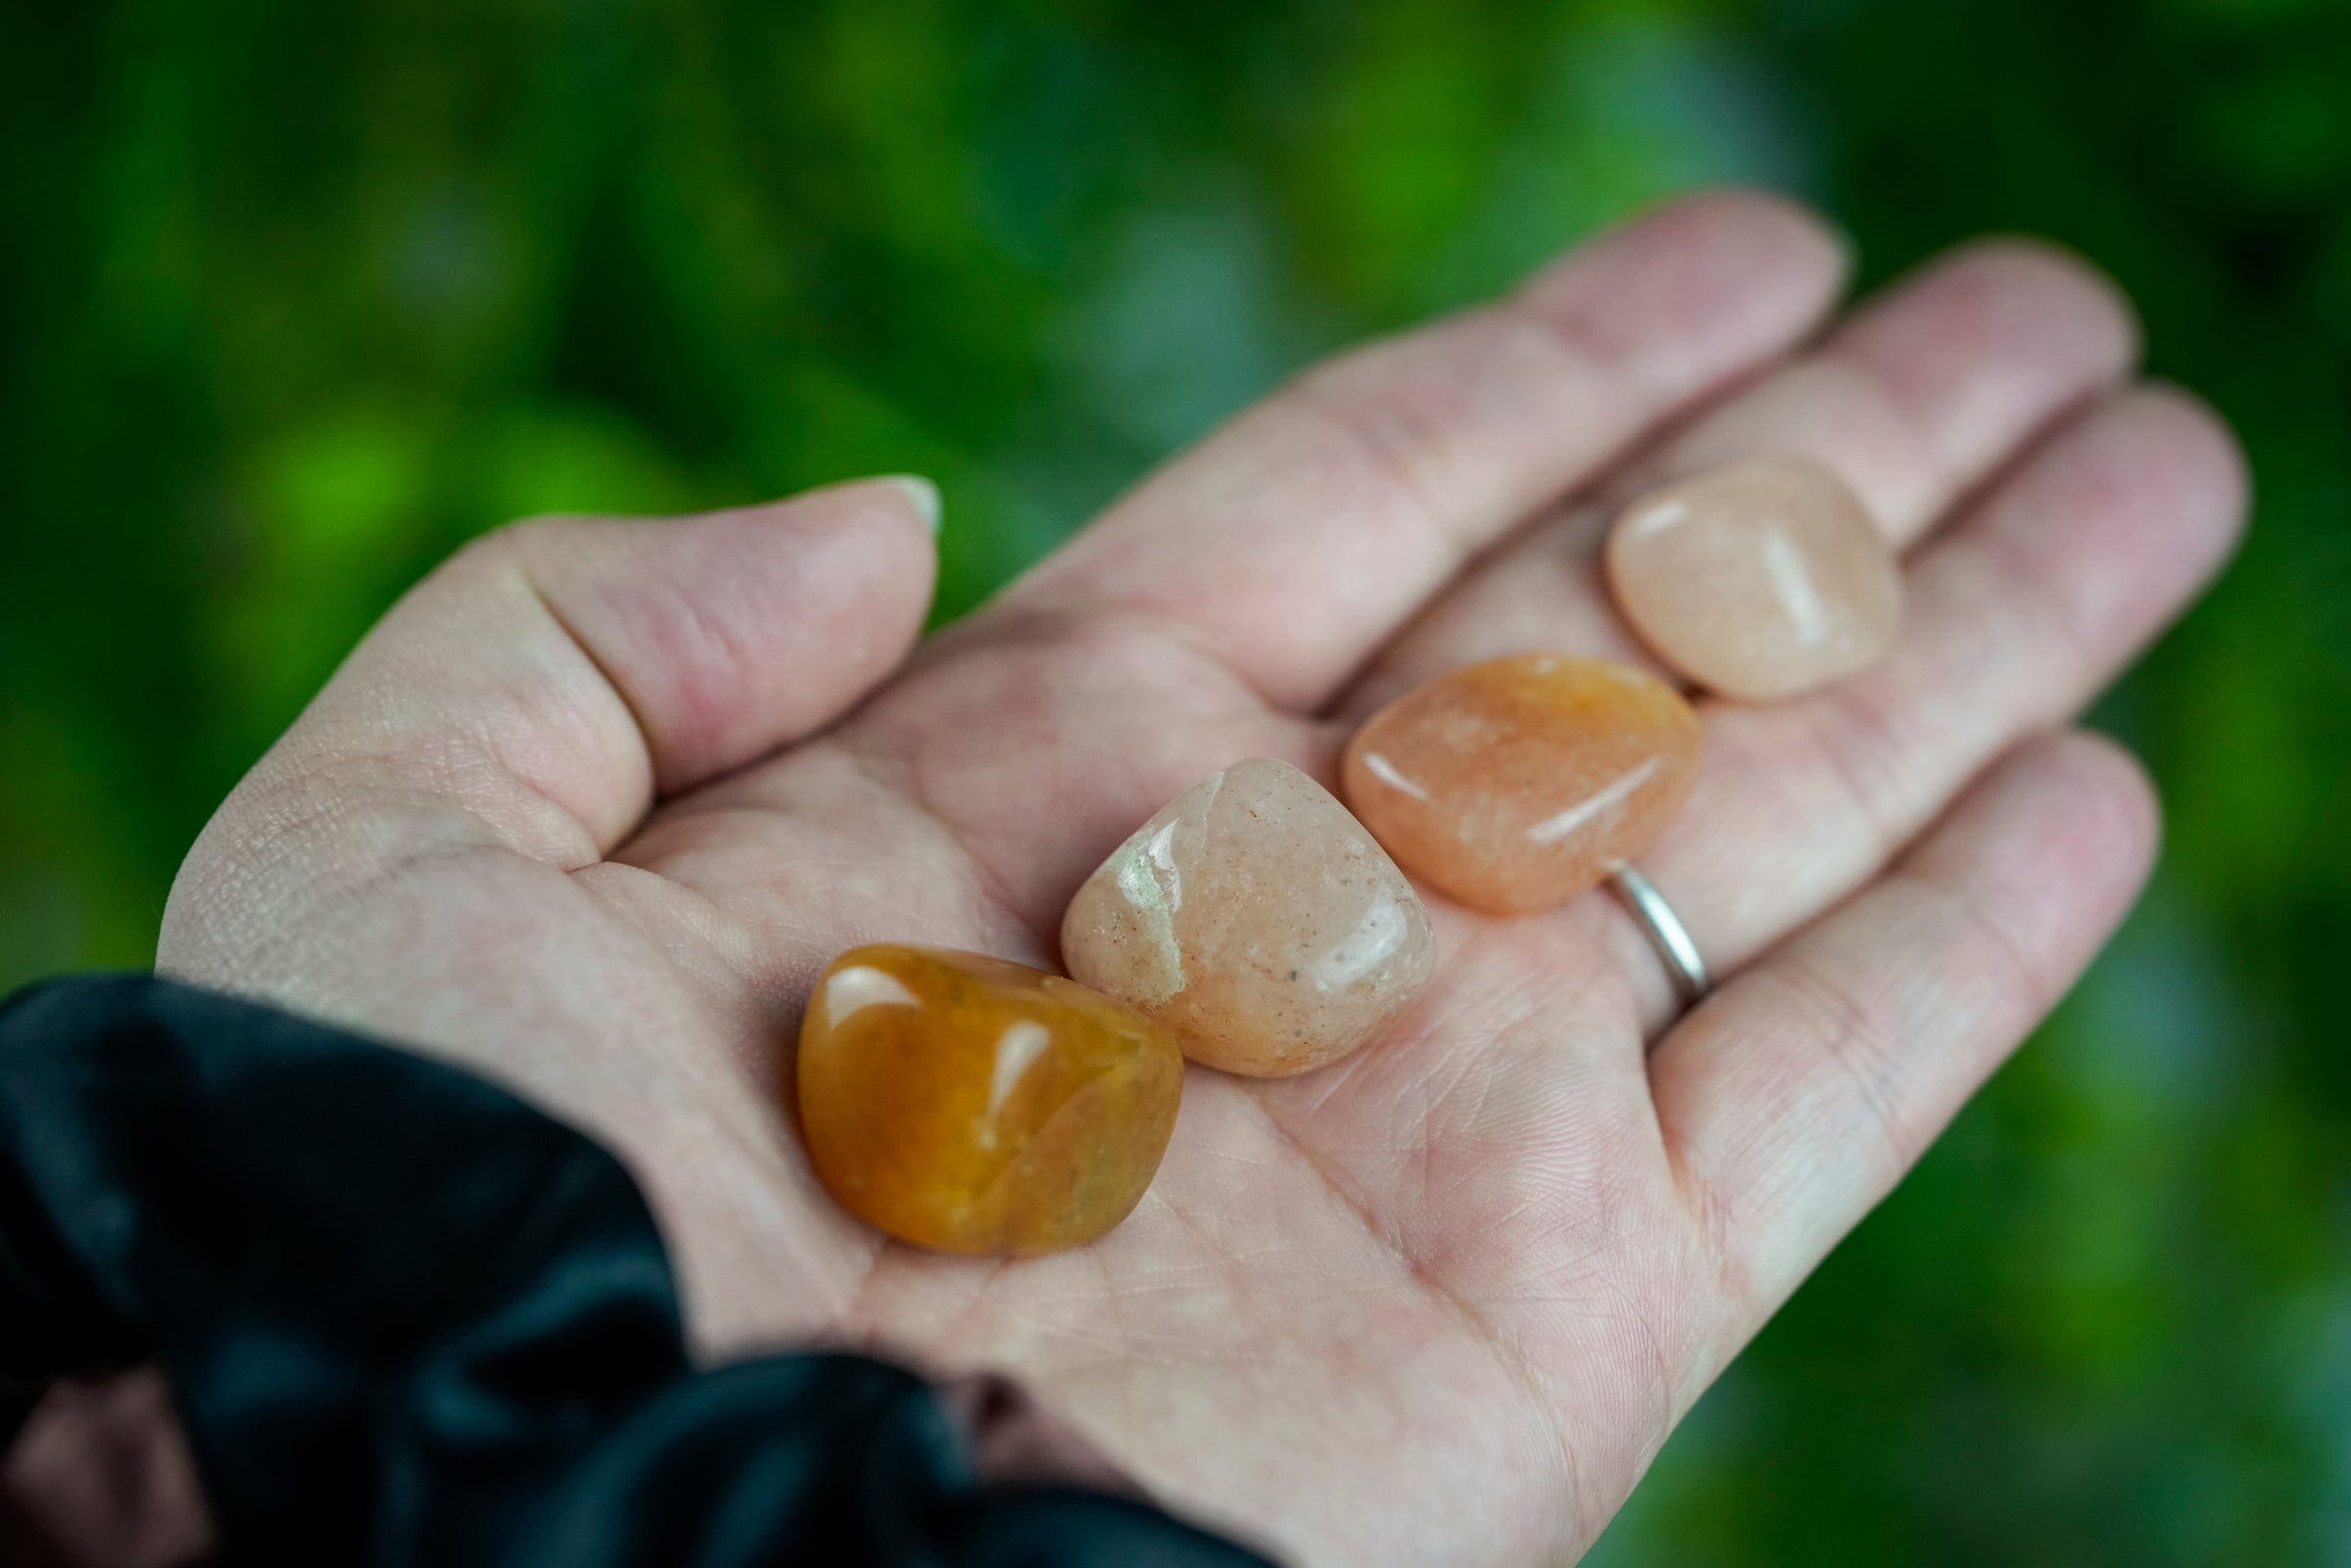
1341,655,1702,916
795,945,1182,1255
1062,758,1434,1078
1605,457,1901,702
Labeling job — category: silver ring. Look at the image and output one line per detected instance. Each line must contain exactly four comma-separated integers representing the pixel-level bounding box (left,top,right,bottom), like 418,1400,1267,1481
1608,864,1709,1006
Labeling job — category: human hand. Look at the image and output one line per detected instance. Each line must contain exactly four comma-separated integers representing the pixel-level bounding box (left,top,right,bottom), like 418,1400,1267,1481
159,190,2245,1565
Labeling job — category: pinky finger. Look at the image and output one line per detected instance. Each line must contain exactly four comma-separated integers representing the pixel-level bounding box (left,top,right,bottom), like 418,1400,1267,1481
1648,730,2160,1366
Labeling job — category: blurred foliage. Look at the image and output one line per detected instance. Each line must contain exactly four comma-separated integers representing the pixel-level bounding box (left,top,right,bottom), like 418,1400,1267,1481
3,0,2348,1559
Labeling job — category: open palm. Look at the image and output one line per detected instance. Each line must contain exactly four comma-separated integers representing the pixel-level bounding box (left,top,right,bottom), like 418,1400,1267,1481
159,192,2245,1565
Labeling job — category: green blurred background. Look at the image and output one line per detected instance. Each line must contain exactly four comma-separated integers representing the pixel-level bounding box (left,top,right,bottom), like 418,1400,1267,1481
4,0,2348,1559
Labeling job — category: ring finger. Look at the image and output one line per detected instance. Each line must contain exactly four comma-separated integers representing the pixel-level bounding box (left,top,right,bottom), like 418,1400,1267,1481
1328,240,2232,1018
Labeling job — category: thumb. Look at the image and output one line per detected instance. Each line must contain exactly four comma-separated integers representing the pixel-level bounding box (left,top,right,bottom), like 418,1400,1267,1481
240,476,940,862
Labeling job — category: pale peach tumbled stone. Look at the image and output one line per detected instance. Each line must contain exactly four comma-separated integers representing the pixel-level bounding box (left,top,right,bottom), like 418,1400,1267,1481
1061,758,1435,1078
1605,457,1902,702
1341,655,1702,916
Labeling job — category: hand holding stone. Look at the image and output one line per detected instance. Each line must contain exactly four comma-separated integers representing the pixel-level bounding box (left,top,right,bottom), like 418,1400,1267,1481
159,193,2245,1567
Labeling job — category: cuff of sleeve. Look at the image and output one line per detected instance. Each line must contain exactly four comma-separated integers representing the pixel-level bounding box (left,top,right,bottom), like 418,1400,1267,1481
0,974,1275,1568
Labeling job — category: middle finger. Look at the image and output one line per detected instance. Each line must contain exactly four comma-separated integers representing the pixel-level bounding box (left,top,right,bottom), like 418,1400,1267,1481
1336,239,2140,718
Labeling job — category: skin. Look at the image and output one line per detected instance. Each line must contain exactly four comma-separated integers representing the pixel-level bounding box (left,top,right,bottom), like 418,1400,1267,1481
135,190,2245,1565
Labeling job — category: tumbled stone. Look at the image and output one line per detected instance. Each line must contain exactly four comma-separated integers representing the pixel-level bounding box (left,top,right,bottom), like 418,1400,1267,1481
1061,757,1435,1078
1605,457,1901,701
795,945,1182,1255
1341,655,1702,915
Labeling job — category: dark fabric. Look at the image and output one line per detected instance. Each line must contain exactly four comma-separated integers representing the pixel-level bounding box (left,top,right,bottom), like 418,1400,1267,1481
0,974,1272,1568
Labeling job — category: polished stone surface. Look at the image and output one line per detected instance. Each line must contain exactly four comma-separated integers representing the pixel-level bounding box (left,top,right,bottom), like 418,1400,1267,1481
795,944,1182,1254
1605,457,1901,701
1062,757,1434,1078
1341,654,1702,915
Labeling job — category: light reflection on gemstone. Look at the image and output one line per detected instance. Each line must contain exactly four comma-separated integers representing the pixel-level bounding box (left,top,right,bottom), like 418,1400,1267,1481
1111,819,1187,1004
983,1020,1053,1140
1357,749,1430,801
1524,756,1659,845
1304,886,1413,992
1758,525,1833,647
825,965,920,1028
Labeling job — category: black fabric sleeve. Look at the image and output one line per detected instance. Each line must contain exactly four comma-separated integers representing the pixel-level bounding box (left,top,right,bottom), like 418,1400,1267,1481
0,974,1274,1568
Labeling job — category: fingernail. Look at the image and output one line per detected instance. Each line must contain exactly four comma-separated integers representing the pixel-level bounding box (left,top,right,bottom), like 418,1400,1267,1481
882,475,942,534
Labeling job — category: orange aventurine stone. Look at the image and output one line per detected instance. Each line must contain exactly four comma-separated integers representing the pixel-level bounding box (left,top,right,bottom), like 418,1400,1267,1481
1341,655,1703,915
796,945,1183,1255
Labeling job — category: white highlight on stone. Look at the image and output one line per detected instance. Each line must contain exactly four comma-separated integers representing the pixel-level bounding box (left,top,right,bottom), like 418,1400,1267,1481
1525,756,1660,846
1622,496,1689,540
1760,525,1833,648
1305,886,1415,992
1111,820,1187,1006
983,1021,1053,1140
825,966,921,1029
1357,750,1429,802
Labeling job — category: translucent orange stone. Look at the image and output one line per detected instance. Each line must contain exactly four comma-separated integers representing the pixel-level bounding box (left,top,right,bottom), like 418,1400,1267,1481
1062,758,1435,1078
1605,458,1902,701
795,945,1182,1255
1340,655,1703,915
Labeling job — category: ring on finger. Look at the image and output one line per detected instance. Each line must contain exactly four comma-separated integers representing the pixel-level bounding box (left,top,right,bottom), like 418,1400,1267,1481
1607,862,1709,1007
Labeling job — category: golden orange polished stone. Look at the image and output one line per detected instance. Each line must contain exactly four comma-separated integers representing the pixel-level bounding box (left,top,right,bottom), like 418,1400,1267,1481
795,945,1182,1255
1605,458,1901,701
1341,655,1703,915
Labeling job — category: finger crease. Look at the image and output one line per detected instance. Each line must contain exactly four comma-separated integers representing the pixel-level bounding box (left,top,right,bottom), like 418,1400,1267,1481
517,571,660,846
1763,954,1921,1178
830,740,1044,949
